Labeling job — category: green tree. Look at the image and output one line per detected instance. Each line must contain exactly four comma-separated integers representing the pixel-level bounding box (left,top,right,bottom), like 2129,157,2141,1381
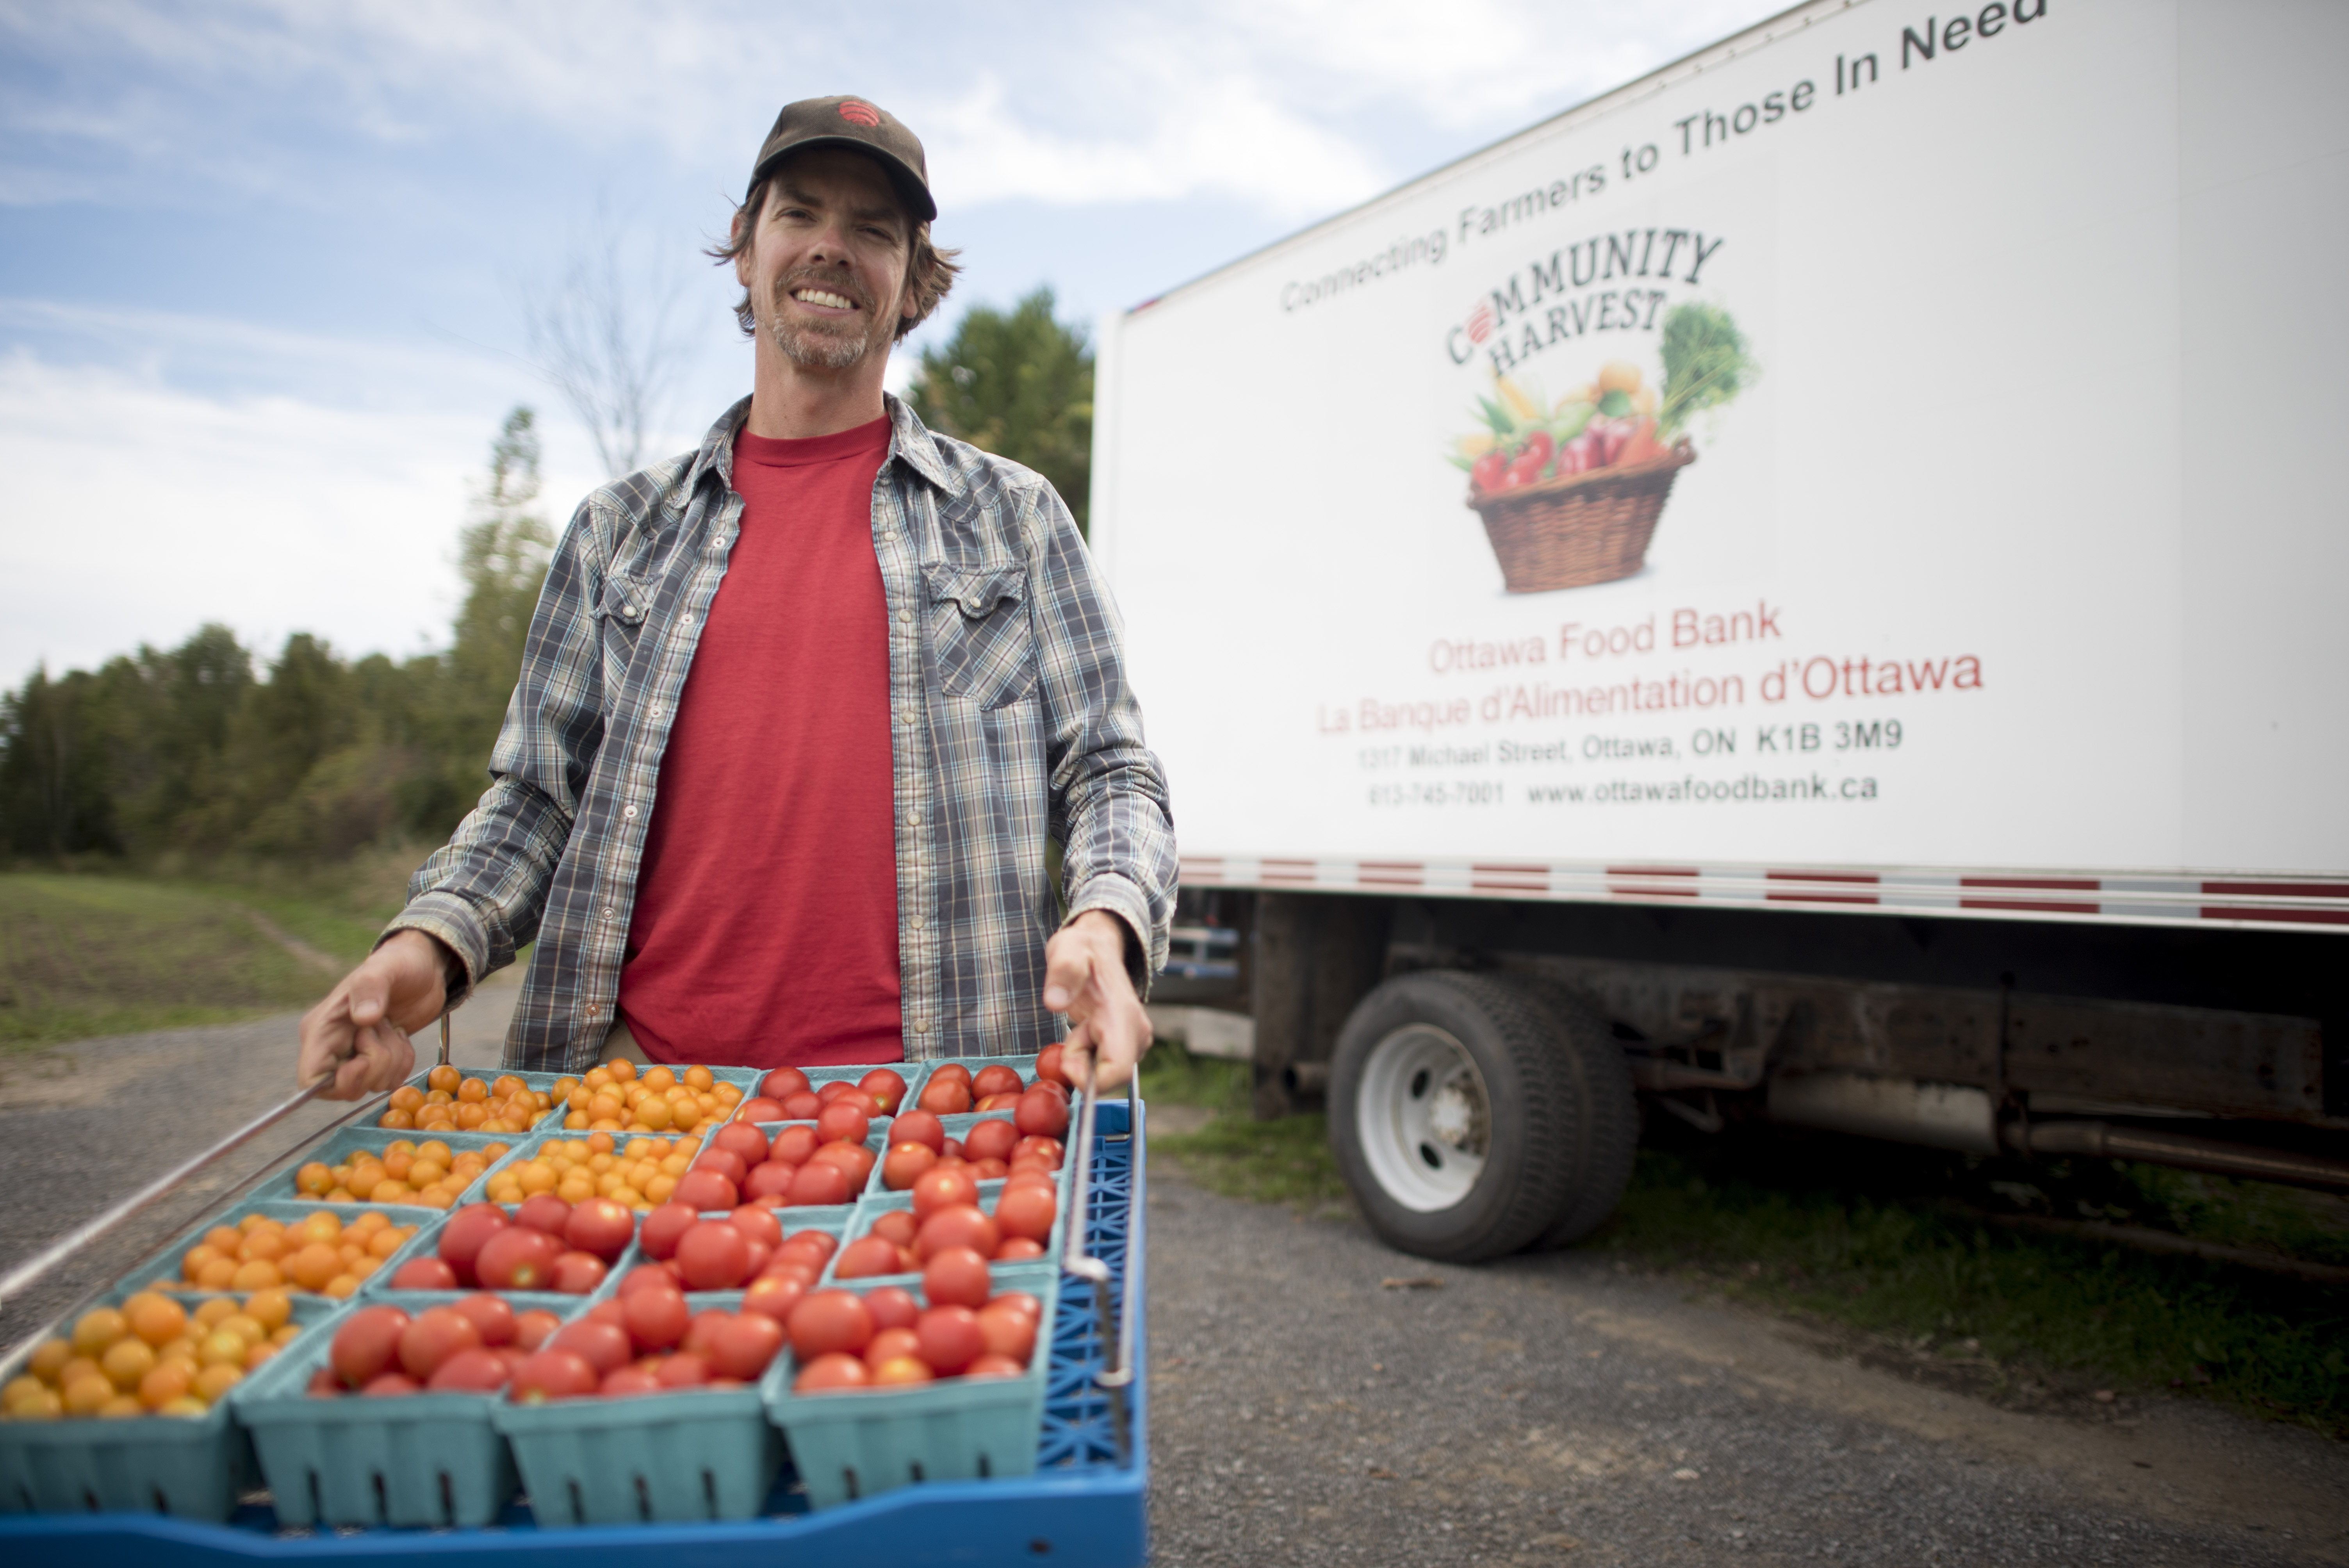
909,287,1094,535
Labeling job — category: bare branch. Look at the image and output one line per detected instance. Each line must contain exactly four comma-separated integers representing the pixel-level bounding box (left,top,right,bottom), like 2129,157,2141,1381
522,197,692,479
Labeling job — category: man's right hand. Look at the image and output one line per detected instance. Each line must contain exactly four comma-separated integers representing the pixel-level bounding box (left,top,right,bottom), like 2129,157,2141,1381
296,930,452,1100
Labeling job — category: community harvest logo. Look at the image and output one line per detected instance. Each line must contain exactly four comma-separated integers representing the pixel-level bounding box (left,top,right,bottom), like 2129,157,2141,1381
1443,226,1754,593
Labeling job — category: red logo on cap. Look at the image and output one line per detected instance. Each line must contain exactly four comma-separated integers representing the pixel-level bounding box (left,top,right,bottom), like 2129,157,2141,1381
838,100,881,127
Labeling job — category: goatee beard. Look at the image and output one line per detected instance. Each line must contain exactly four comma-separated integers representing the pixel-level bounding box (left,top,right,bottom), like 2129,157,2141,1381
765,273,889,371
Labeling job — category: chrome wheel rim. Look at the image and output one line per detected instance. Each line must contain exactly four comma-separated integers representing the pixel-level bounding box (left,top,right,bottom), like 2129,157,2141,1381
1356,1024,1489,1212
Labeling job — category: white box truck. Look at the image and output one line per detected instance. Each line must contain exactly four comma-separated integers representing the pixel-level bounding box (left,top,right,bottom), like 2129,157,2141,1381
1091,0,2349,1259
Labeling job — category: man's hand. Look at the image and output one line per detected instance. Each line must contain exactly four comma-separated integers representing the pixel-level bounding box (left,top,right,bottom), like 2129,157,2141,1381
295,930,450,1100
1043,909,1153,1094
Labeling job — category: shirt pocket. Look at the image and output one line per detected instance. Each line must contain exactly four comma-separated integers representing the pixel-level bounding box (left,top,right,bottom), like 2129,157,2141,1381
926,563,1036,710
592,572,655,673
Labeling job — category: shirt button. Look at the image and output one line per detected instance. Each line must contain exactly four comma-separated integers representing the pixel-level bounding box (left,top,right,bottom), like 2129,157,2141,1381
905,807,921,825
914,1017,931,1033
623,805,639,820
899,708,916,724
898,609,912,624
912,914,929,929
586,1004,602,1018
601,907,615,920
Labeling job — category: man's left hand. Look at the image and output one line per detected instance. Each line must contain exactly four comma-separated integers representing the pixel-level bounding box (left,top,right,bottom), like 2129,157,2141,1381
1043,909,1153,1093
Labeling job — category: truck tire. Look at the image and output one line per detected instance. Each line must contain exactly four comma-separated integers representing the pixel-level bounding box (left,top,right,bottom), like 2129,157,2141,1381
1328,971,1578,1263
1509,979,1641,1250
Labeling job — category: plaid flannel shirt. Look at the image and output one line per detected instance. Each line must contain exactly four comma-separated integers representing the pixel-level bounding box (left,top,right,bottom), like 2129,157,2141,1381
389,393,1177,1073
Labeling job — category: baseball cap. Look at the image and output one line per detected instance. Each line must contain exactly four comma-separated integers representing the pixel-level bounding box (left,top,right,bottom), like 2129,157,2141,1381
750,96,936,224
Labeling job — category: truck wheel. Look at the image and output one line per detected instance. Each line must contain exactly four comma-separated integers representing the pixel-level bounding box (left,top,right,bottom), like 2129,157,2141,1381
1509,980,1641,1250
1328,971,1577,1263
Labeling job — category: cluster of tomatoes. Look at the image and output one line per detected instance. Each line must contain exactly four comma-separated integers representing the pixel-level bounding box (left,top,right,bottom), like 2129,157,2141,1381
481,1131,700,1212
787,1284,1041,1393
558,1060,747,1135
838,1162,1059,1286
311,1294,565,1397
295,1137,509,1210
508,1256,807,1400
680,1111,879,1212
372,1195,636,1296
4,1292,302,1421
175,1209,422,1298
378,1068,554,1135
727,1064,905,1129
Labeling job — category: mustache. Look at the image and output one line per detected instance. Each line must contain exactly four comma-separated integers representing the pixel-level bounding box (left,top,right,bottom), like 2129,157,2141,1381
771,267,874,315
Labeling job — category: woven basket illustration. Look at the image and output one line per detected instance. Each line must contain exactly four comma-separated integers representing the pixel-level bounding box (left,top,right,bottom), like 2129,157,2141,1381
1468,442,1697,593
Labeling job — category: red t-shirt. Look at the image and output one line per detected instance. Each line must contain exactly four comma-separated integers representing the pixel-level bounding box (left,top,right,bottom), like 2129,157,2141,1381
618,416,903,1068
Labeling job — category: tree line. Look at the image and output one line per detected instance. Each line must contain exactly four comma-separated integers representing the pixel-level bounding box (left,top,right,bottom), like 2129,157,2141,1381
0,288,1093,865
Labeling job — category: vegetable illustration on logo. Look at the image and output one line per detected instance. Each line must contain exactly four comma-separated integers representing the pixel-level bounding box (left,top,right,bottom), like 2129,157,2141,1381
1450,302,1754,592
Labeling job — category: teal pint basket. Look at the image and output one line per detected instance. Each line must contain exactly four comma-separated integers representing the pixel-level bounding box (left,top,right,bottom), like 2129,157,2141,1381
765,1265,1058,1510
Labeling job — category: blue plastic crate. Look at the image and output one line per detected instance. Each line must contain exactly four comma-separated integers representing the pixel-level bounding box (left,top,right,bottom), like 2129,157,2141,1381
0,1288,339,1521
0,1091,1147,1566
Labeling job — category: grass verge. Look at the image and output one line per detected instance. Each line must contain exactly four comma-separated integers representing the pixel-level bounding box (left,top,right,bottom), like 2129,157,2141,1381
1137,1040,2349,1436
0,861,408,1051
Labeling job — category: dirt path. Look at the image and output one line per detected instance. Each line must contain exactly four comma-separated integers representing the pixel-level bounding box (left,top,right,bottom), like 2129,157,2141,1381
1142,1153,2349,1566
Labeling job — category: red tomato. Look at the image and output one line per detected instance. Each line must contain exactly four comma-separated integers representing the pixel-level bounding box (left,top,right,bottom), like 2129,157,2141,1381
882,1142,937,1191
675,1222,752,1290
922,1246,993,1310
941,1141,965,1164
783,1229,839,1263
515,1310,563,1352
510,1349,597,1404
1016,1087,1071,1139
916,1206,1000,1263
793,1352,869,1393
993,1290,1042,1320
622,1285,690,1352
362,1371,422,1397
709,1313,785,1379
864,1326,921,1367
917,1077,972,1115
994,1183,1057,1244
427,1347,511,1393
815,1080,854,1105
762,1067,812,1101
743,1161,798,1201
389,1256,459,1290
867,1210,916,1249
474,1227,560,1292
966,1352,1026,1379
863,1286,921,1332
1027,1078,1071,1104
837,1143,878,1189
857,1069,907,1113
586,1298,629,1329
786,1290,874,1359
930,1062,973,1088
995,1237,1046,1261
560,1197,634,1262
889,1110,945,1154
397,1307,481,1381
654,1352,710,1389
710,1122,769,1167
768,1125,820,1166
742,1274,808,1324
1034,1044,1069,1087
974,1093,1022,1113
815,1102,870,1146
726,1203,782,1251
682,1309,732,1356
914,1305,985,1374
787,1162,853,1207
911,1166,980,1222
617,1263,675,1298
836,1088,883,1119
330,1305,412,1389
872,1356,934,1386
833,1235,904,1280
964,1117,1019,1163
971,1065,1024,1099
638,1202,698,1261
1012,1135,1064,1165
735,1097,785,1124
449,1293,517,1347
599,1366,662,1397
674,1169,740,1213
696,1147,749,1188
977,1299,1037,1364
549,1319,632,1376
514,1193,572,1237
780,1091,823,1120
437,1203,510,1286
551,1251,608,1294
306,1365,343,1398
971,1157,1009,1181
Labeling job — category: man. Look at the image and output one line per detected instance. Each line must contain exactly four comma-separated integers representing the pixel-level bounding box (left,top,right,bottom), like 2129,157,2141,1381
295,96,1174,1099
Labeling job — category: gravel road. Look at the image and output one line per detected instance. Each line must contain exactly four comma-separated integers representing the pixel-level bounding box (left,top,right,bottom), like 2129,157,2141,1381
1141,1154,2349,1567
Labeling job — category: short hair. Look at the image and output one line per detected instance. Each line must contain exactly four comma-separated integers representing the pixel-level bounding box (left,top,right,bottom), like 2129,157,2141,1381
708,157,961,343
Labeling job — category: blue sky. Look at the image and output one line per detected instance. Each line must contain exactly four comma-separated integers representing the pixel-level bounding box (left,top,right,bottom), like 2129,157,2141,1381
0,0,1786,681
